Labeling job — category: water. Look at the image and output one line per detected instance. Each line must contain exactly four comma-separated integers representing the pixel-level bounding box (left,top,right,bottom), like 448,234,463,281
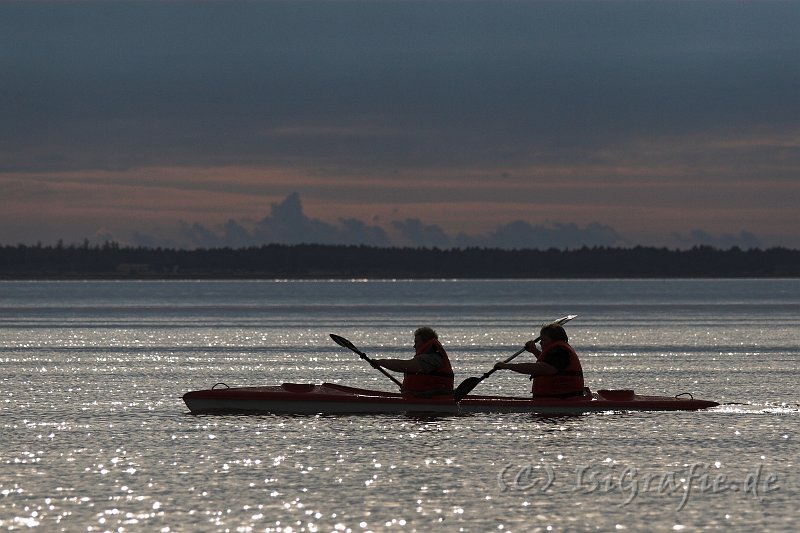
1,279,798,531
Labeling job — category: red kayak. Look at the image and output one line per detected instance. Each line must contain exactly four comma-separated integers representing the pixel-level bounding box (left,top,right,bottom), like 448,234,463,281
182,382,718,415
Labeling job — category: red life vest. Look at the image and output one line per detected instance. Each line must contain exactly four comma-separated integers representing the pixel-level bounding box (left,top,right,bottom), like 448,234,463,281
402,338,454,395
532,341,585,398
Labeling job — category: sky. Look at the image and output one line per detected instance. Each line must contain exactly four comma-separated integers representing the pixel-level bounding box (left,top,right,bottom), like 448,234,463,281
1,0,799,249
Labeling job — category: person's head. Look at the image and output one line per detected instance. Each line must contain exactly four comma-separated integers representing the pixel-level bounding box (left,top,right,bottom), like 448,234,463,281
413,326,438,350
539,323,568,347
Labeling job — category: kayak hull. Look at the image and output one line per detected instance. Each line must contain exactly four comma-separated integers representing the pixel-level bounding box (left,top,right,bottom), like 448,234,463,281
182,383,719,415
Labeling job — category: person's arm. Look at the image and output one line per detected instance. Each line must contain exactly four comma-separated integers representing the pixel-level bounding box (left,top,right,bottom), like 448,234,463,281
524,340,542,357
494,361,557,376
374,358,426,373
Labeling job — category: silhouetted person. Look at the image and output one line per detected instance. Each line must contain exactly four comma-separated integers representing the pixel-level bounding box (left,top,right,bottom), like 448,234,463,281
374,327,454,396
494,323,585,398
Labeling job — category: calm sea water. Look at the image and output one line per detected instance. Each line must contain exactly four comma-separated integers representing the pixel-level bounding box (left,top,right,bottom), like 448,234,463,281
1,279,798,532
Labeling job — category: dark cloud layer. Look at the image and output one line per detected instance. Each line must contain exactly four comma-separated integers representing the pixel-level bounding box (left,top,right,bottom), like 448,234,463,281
2,1,799,173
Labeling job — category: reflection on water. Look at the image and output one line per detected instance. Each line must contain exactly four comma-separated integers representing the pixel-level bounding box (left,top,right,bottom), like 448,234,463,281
0,280,798,531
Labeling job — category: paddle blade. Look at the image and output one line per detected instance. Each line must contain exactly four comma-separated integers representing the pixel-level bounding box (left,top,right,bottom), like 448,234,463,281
329,333,360,352
330,334,403,389
554,314,578,326
453,376,482,401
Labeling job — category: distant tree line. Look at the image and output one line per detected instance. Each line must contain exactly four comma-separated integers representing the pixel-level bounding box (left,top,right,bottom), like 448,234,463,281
0,242,798,279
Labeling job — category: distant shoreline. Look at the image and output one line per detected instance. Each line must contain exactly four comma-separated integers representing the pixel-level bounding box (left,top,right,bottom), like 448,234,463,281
2,276,799,282
2,243,799,279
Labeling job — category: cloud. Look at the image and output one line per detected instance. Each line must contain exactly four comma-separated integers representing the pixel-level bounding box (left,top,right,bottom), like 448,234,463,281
251,193,391,246
137,193,390,248
131,231,176,250
179,222,224,249
116,192,769,250
675,230,763,250
391,218,452,248
130,192,628,249
460,221,622,250
337,218,392,247
221,219,254,249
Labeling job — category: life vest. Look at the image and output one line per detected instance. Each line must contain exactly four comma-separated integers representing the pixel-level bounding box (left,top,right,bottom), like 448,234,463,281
532,341,585,398
402,338,454,395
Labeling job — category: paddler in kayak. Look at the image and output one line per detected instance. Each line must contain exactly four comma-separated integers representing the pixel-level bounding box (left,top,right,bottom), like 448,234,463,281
373,327,455,397
493,322,586,398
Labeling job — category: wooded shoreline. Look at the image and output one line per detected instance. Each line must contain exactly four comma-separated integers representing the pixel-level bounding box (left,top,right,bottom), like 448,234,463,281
2,243,798,279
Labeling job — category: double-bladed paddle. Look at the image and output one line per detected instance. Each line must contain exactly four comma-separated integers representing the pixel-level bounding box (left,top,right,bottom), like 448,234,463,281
453,314,578,401
329,333,403,390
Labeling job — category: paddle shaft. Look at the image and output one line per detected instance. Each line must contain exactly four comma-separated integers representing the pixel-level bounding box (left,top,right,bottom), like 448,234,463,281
330,334,403,389
356,350,404,389
469,335,541,383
